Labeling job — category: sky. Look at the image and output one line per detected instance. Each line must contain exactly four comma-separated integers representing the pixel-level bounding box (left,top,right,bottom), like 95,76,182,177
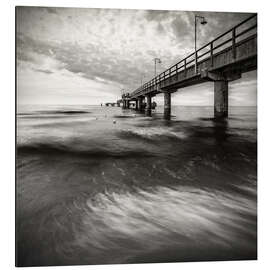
16,7,257,106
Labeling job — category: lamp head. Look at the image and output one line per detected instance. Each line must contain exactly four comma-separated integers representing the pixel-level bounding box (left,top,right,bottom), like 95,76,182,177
201,18,207,25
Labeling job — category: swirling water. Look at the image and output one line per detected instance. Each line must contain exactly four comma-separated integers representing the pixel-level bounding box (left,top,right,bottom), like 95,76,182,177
16,105,257,266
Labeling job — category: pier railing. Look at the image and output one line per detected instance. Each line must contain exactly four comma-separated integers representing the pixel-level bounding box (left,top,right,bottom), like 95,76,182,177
130,14,257,98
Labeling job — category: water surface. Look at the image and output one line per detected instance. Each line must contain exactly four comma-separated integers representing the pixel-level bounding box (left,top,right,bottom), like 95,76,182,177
16,105,257,266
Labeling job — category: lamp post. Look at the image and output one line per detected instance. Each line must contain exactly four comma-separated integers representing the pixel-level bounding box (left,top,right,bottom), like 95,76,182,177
154,58,162,77
194,15,207,73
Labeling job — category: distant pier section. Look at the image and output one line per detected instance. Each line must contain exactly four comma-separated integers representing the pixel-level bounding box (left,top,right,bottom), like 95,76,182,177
118,14,257,119
104,102,120,107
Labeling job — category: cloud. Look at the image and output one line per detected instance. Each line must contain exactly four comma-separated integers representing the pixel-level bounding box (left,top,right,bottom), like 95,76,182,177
45,7,58,14
33,68,54,74
16,7,256,105
171,16,191,42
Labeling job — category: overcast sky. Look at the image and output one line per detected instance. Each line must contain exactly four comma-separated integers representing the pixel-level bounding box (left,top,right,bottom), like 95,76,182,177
16,7,257,106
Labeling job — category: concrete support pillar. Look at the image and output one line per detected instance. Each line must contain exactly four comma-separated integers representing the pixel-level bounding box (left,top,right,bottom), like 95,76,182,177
138,97,143,111
164,91,171,120
214,80,228,118
135,99,138,110
146,95,152,116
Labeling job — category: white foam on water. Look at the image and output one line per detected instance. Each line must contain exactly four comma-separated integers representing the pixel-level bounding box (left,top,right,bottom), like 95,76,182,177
71,185,257,262
126,127,187,139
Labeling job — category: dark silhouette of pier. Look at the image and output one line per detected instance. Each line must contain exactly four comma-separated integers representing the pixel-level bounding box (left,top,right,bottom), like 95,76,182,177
120,14,257,119
104,102,120,107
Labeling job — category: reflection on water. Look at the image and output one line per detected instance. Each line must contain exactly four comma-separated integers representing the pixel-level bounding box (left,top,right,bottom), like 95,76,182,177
16,105,257,266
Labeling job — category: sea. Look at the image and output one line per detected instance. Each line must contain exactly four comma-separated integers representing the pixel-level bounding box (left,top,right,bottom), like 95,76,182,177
16,104,257,266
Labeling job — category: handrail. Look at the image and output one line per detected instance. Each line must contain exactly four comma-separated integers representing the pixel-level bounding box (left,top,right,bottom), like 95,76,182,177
129,14,257,97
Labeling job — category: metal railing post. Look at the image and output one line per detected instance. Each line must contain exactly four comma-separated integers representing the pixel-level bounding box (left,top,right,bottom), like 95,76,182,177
210,42,214,67
184,59,187,77
195,51,197,74
232,28,236,59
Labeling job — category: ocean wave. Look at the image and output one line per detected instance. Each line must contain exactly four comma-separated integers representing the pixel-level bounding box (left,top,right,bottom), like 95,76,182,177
18,110,91,116
113,115,136,119
86,185,256,235
17,142,155,159
118,127,187,141
16,171,257,266
75,185,256,263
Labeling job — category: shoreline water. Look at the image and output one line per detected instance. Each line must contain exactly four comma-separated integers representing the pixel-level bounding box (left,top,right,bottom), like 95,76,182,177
16,105,257,266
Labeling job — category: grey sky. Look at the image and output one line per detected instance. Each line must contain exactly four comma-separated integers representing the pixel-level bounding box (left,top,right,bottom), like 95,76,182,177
16,7,257,106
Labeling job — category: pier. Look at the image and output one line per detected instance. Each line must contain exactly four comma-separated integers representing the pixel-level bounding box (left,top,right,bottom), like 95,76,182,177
104,102,120,107
120,14,257,119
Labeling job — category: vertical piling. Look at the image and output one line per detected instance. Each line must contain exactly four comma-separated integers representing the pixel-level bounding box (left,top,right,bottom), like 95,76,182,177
164,91,171,120
146,95,152,116
138,97,144,111
135,99,138,110
138,97,142,111
214,80,228,118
